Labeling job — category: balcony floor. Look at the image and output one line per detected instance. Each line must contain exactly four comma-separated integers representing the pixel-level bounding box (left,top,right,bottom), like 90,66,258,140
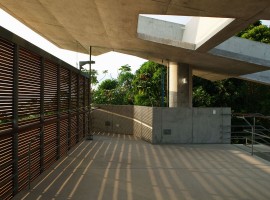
15,133,270,200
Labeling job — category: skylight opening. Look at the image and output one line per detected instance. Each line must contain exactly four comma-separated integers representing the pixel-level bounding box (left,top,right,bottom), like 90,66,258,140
140,14,191,25
137,14,234,50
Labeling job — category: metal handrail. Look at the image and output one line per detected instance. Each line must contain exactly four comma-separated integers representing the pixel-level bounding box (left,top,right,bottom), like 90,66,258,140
233,114,270,155
236,116,255,155
233,113,270,119
237,129,270,156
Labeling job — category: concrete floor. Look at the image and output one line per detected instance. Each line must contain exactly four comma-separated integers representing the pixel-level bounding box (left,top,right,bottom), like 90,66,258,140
15,133,270,200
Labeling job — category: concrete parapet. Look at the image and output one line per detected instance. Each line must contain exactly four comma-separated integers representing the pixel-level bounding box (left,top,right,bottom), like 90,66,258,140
92,105,231,144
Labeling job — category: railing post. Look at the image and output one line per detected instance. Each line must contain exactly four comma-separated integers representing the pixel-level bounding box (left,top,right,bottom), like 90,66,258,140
251,117,255,156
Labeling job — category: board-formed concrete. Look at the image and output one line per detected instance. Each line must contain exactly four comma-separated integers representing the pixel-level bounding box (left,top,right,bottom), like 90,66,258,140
1,1,270,81
14,133,270,200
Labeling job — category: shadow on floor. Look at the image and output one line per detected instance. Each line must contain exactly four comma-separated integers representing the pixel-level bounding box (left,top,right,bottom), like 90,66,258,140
15,132,270,200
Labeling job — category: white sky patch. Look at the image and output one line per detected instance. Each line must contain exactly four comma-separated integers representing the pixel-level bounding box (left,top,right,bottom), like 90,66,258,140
141,14,191,25
261,20,270,26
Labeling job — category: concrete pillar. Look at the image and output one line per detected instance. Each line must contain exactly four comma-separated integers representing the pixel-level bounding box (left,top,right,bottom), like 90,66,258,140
169,62,192,107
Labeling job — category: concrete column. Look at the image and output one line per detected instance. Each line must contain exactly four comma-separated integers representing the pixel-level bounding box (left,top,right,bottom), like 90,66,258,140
169,62,192,107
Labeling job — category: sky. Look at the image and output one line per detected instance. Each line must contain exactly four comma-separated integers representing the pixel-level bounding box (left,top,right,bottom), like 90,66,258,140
0,9,270,82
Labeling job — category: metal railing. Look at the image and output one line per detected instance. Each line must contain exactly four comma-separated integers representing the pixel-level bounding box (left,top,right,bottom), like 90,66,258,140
231,113,270,157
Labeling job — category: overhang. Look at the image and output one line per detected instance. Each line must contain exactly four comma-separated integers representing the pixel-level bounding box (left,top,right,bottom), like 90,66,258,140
1,0,270,81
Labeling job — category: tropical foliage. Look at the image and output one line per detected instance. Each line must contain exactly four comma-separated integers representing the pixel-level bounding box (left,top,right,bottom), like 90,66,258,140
92,62,167,107
91,21,270,115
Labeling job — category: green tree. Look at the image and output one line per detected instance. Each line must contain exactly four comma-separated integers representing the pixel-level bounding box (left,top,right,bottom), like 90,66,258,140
132,61,167,106
193,77,247,112
193,20,270,114
118,65,135,104
82,69,99,85
240,25,270,44
236,21,262,37
92,65,134,105
92,79,124,104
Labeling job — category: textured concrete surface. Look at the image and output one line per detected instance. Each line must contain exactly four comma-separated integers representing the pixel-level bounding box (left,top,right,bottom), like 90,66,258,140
210,36,270,68
91,106,230,144
15,133,270,200
152,107,231,144
1,1,270,81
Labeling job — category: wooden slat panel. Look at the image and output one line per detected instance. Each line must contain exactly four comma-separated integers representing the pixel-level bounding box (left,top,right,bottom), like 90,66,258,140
18,128,41,192
0,32,89,199
44,123,57,170
70,116,78,147
0,38,14,134
0,38,14,200
44,60,58,121
0,134,13,200
71,72,78,114
18,48,41,127
60,67,69,115
59,119,68,157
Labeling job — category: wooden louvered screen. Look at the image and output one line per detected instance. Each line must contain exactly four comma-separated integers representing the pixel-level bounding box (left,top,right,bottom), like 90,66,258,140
43,122,57,170
78,76,85,140
43,60,58,171
60,67,69,115
84,77,89,138
0,38,14,200
0,134,13,200
18,128,41,191
0,27,90,199
44,60,58,120
70,72,79,147
0,38,13,132
17,48,41,192
18,48,41,127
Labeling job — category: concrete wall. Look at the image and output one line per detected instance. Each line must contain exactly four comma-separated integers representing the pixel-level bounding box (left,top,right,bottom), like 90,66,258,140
152,107,231,144
92,105,231,144
92,105,153,143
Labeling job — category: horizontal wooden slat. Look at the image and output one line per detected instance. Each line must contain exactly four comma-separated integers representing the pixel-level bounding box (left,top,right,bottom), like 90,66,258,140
0,33,89,199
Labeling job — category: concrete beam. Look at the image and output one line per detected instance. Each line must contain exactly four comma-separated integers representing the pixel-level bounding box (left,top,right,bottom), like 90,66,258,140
240,70,270,85
137,15,195,50
137,15,233,50
209,36,270,68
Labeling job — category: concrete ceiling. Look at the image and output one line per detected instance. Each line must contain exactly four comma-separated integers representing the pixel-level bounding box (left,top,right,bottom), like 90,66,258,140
1,0,270,81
